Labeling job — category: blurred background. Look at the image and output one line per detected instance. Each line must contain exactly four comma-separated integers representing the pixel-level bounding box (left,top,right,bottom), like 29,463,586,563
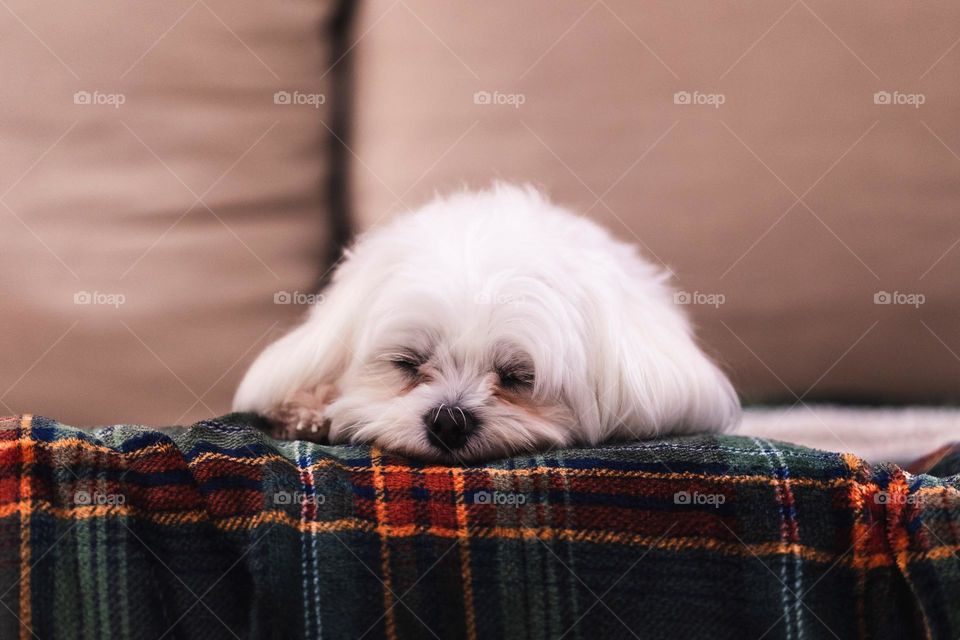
1,1,958,459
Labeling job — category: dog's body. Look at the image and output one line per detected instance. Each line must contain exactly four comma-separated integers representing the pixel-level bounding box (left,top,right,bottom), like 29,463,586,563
234,184,739,461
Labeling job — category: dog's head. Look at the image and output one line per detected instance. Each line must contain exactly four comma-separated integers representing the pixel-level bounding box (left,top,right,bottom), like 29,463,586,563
234,184,740,461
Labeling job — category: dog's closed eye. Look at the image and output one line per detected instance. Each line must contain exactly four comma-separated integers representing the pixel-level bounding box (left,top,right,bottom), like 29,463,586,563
383,351,427,378
496,363,535,391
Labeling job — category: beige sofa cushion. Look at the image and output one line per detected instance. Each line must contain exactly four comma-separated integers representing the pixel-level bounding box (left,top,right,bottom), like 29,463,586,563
0,0,342,425
351,0,960,403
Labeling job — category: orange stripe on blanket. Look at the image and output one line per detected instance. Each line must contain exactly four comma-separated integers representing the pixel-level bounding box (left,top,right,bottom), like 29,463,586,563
885,470,935,639
842,451,871,639
189,451,287,467
451,467,477,640
18,415,33,640
370,448,397,640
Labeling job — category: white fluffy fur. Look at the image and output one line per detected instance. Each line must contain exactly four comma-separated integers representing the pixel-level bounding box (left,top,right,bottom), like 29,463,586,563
234,184,740,460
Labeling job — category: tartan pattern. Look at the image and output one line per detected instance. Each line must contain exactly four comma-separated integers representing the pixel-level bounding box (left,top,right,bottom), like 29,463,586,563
0,413,957,640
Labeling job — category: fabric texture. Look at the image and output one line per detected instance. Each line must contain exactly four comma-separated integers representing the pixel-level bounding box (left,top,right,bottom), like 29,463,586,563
0,413,957,639
0,0,345,426
350,0,960,404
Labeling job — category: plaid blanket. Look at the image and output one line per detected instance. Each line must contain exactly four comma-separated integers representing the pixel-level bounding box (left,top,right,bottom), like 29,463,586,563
0,414,957,640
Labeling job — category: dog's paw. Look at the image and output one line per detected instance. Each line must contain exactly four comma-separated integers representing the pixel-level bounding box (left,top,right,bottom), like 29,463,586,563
265,384,336,442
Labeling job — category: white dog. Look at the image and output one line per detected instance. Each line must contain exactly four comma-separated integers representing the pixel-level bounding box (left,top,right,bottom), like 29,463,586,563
234,184,739,461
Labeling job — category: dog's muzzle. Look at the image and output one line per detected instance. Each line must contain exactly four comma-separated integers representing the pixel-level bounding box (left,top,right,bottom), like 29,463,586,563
424,405,478,451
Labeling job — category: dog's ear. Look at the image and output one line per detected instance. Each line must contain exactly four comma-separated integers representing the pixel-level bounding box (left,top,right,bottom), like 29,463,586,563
233,279,360,420
588,281,740,441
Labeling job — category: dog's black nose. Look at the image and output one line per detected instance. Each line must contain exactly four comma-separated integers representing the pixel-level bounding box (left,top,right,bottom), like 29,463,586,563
425,406,478,451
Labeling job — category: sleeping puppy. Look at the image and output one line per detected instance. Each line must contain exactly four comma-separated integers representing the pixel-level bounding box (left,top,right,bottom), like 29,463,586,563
234,183,740,461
